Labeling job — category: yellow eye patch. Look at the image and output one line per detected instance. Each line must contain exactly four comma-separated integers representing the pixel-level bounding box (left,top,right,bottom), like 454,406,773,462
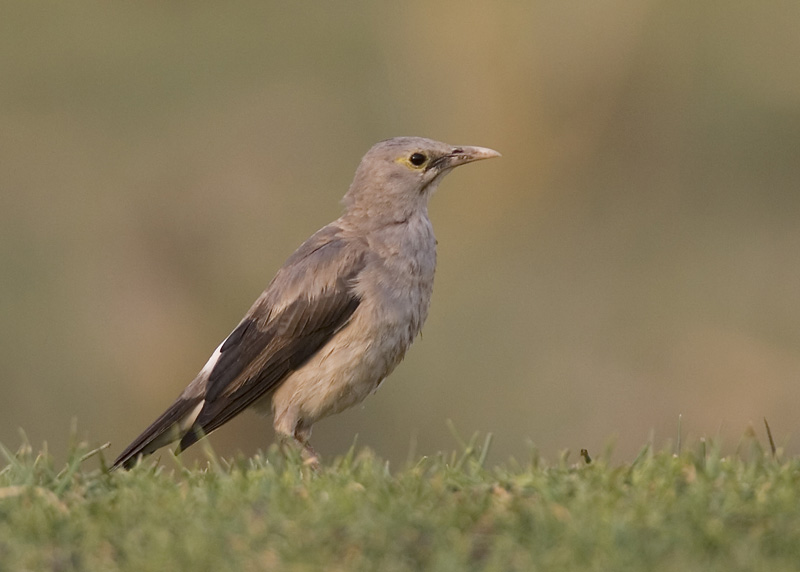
396,152,429,169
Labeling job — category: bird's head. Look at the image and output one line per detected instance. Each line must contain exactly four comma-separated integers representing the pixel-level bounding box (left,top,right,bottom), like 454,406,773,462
343,137,500,223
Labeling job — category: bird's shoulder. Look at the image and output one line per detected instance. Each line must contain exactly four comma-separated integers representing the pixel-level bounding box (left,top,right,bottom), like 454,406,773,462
283,221,366,267
246,221,368,322
201,222,367,404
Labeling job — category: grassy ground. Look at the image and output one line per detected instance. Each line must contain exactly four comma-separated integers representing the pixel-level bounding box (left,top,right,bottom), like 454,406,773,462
1,430,799,572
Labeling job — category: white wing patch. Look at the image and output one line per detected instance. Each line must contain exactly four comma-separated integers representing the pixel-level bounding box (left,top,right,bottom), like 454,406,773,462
199,341,224,378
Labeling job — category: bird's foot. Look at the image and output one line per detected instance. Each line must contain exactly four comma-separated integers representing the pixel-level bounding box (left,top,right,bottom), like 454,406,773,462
299,440,320,470
278,432,321,469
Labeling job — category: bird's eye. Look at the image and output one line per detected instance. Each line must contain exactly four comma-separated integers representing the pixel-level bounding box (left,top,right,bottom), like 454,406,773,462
409,152,427,166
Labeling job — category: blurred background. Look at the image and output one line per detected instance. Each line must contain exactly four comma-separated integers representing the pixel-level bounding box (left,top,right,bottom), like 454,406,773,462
2,1,799,467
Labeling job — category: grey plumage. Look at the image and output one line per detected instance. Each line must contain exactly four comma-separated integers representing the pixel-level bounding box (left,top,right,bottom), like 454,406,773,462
112,136,500,469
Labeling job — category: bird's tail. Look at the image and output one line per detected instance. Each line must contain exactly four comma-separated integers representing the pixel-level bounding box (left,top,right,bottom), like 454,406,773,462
111,396,204,470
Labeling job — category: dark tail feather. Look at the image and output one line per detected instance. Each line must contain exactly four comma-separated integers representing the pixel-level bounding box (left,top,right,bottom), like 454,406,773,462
177,423,207,453
111,396,203,470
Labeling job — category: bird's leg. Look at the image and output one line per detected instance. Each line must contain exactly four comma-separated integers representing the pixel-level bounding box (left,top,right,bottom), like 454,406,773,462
300,441,320,469
276,435,317,469
294,426,320,469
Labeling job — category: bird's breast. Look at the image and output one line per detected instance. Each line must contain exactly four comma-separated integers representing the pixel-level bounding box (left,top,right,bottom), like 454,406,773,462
363,215,436,341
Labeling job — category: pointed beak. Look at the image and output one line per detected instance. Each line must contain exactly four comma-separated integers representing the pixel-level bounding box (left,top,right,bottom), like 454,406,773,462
444,145,502,169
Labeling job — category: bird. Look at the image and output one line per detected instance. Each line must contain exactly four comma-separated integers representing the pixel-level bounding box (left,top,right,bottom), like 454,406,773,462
111,136,500,469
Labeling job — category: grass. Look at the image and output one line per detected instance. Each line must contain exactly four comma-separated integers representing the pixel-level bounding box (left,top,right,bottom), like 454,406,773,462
1,429,800,571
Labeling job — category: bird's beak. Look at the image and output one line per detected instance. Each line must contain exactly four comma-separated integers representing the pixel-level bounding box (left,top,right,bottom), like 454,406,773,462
444,146,502,168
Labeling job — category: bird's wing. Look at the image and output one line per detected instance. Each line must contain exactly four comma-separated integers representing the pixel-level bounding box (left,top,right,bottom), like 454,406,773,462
111,226,368,468
177,230,367,451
